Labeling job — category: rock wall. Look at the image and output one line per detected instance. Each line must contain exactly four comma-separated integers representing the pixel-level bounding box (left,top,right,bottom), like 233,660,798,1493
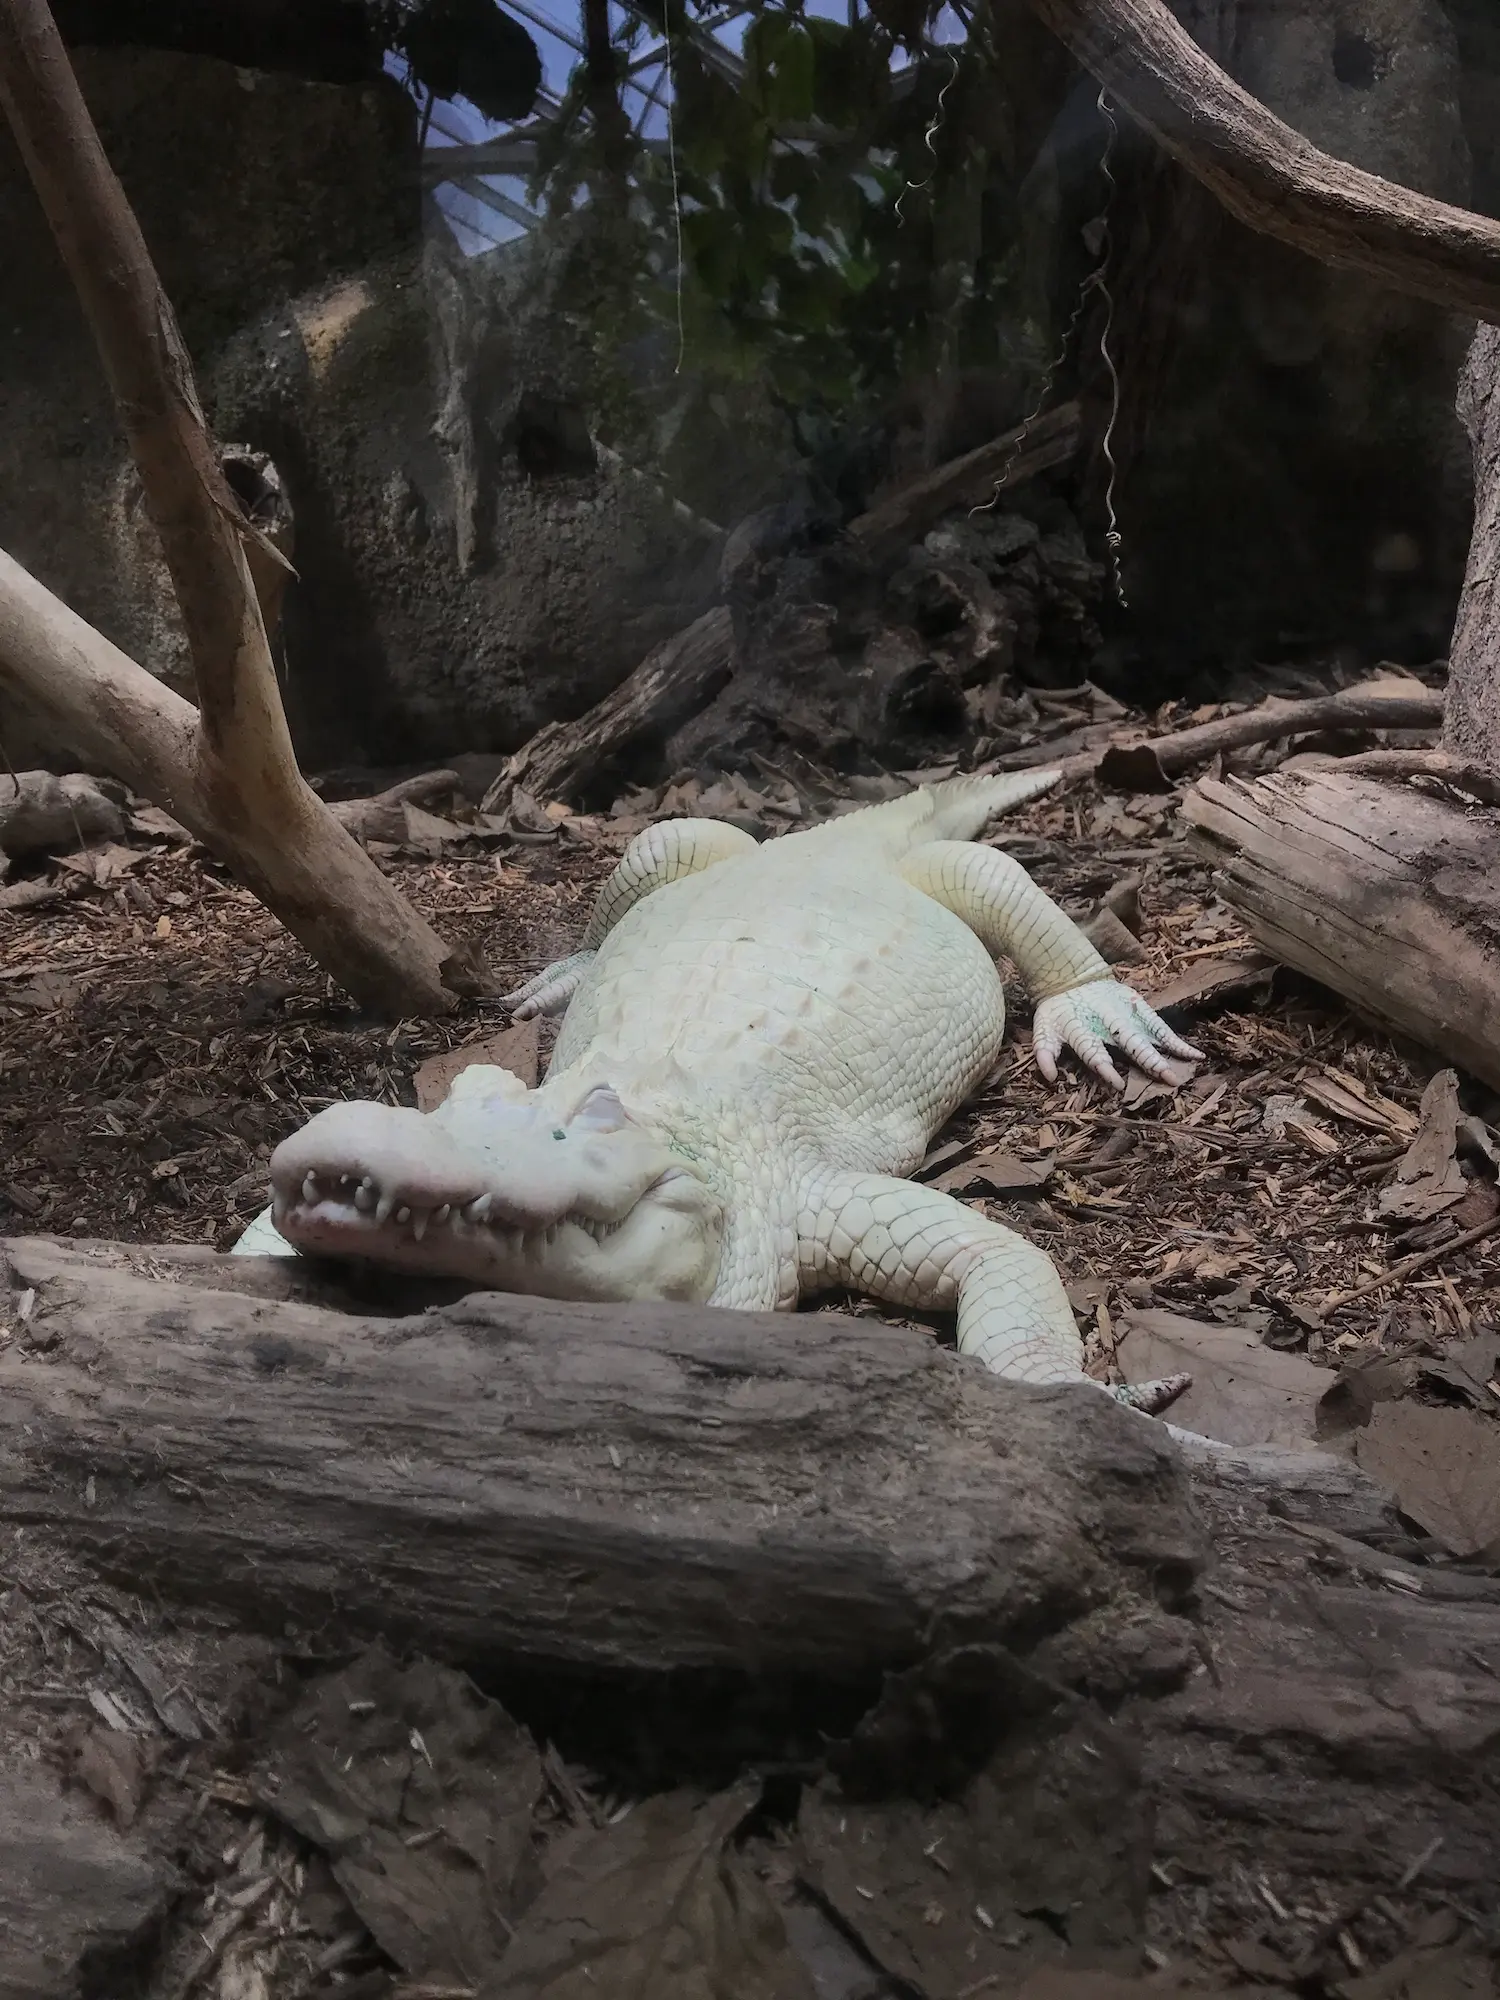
0,47,720,770
1087,0,1477,677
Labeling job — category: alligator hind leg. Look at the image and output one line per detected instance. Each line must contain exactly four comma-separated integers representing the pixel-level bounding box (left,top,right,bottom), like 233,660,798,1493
799,1170,1188,1413
503,817,758,1018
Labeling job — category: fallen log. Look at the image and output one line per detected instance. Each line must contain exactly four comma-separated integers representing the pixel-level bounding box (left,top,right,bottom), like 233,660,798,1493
1181,767,1500,1094
488,407,1082,810
1048,682,1444,789
486,607,735,811
327,768,463,844
847,401,1081,562
0,1234,1205,1687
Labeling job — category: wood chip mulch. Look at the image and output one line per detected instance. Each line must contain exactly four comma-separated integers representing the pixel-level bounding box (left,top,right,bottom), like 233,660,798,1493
2,768,1497,1360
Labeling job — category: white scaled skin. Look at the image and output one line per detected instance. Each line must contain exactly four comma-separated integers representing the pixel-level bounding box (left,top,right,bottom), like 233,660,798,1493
240,772,1200,1412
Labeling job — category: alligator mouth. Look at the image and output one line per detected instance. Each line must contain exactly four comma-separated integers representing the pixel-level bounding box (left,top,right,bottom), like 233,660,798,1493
272,1168,627,1278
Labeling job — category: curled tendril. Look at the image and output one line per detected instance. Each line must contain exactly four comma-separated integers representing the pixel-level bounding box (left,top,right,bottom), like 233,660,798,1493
664,5,686,375
970,87,1129,609
896,50,959,225
1094,87,1127,608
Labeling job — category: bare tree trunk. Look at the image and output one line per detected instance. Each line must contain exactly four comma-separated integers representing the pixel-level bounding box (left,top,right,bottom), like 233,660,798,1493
1444,325,1500,778
0,0,457,1017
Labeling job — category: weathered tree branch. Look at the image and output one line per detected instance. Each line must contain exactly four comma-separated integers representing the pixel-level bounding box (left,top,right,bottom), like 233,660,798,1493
0,0,457,1015
1018,0,1500,323
1049,682,1444,788
0,547,459,1010
848,401,1082,561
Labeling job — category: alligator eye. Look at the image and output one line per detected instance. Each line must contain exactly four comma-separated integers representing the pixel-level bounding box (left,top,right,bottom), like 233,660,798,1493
553,1128,566,1140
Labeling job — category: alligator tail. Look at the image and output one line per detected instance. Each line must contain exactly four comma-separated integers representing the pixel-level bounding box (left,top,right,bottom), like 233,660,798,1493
921,766,1062,842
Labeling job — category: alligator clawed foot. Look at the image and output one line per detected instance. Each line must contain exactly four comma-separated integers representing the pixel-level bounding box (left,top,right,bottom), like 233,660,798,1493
1109,1371,1193,1416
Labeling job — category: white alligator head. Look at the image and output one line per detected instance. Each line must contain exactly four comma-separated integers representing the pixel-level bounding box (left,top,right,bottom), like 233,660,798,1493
267,1063,723,1303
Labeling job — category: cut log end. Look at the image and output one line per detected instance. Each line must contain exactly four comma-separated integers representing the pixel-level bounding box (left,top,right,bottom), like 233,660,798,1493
1182,766,1500,1093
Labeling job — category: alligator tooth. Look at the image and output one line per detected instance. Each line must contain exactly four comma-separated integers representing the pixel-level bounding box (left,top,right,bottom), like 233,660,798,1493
411,1210,428,1241
302,1172,319,1206
375,1193,396,1225
464,1194,492,1224
396,1205,411,1226
354,1180,376,1213
432,1204,450,1226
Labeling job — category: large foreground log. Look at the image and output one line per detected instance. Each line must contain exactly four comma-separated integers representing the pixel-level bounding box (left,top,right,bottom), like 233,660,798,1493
1182,768,1500,1092
0,1237,1203,1686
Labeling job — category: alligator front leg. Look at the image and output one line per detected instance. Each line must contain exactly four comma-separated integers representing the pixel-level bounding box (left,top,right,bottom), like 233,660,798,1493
503,817,758,1018
800,1171,1188,1413
900,840,1200,1086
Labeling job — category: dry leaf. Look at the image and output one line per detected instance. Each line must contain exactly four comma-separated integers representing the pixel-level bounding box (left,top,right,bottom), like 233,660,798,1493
1379,1069,1466,1223
127,804,191,841
413,1018,541,1112
1356,1403,1500,1559
73,1724,147,1827
253,1645,543,1985
1115,1308,1327,1449
399,804,468,856
1145,953,1275,1018
495,1783,812,1999
1121,1056,1196,1108
1417,1330,1500,1406
933,1149,1054,1194
1300,1068,1417,1138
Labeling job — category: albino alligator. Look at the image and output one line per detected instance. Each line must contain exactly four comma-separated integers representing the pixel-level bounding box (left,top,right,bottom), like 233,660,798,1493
237,772,1199,1408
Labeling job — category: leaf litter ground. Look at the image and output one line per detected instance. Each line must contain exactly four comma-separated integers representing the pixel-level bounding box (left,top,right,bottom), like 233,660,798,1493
3,765,1500,2000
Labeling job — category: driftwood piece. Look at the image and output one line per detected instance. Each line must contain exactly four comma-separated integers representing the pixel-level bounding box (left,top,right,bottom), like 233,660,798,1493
0,3,457,1015
0,769,122,856
0,1236,1204,1685
1336,749,1500,806
487,607,735,810
1049,683,1444,788
1182,768,1500,1093
328,768,463,844
1020,0,1500,323
847,401,1081,562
